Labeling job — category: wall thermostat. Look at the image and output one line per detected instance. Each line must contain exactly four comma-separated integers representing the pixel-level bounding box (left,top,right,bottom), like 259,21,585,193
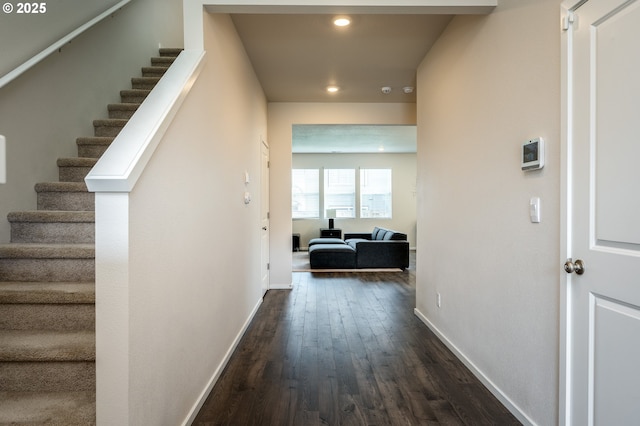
522,137,545,171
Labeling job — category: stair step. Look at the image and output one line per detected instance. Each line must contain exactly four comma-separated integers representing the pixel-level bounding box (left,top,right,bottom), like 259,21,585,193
0,331,95,392
8,211,95,244
150,56,175,67
0,243,95,282
93,118,128,137
141,66,168,77
159,47,183,57
35,182,93,211
131,76,161,90
0,391,95,425
108,103,139,119
0,281,94,330
0,330,95,362
76,136,113,158
0,282,94,304
120,89,150,104
57,157,98,182
0,303,94,331
0,361,95,392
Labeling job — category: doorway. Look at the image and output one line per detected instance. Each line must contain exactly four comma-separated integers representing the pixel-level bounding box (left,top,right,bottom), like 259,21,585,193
291,124,417,269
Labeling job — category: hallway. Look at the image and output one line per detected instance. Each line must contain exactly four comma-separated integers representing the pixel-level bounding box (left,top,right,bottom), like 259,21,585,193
193,259,520,425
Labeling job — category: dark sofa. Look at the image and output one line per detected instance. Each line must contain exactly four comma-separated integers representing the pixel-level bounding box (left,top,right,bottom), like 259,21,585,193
309,227,409,269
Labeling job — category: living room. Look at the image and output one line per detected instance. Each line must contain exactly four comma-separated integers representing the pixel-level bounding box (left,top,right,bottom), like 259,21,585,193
291,124,417,260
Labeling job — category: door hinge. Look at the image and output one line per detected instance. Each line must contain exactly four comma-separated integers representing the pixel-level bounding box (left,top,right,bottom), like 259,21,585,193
562,12,575,31
267,161,270,168
267,263,270,270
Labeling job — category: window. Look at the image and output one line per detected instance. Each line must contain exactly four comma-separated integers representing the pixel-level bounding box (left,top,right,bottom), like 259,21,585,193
360,169,392,218
324,169,355,218
292,169,319,218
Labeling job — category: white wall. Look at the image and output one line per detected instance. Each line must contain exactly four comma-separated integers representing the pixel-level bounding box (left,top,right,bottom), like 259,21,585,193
292,152,417,249
96,12,268,425
268,102,416,287
415,1,560,424
0,0,183,242
0,0,127,77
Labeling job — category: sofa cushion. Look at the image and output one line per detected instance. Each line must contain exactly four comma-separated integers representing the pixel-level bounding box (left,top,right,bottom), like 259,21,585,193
308,237,345,246
345,239,368,249
309,243,356,269
372,227,383,240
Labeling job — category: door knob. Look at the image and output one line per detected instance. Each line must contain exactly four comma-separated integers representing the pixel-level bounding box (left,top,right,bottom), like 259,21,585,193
262,226,267,230
564,258,585,275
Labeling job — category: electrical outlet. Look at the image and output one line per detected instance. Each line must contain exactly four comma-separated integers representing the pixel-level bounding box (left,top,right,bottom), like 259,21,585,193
437,292,442,308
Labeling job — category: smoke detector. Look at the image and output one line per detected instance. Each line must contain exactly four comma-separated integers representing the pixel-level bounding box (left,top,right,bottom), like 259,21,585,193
381,86,392,94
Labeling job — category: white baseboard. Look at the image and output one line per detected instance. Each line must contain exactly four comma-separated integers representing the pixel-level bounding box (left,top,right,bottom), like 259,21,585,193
269,282,293,290
182,297,264,425
413,308,536,426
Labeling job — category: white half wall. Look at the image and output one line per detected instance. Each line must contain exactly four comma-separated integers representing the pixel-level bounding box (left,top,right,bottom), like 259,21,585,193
268,102,416,287
94,12,268,425
415,1,560,425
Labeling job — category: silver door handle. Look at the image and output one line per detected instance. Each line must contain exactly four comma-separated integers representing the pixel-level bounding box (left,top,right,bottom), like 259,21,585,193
564,258,585,275
262,226,267,230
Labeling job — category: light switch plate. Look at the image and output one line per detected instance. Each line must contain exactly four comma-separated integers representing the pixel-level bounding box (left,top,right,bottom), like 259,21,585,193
530,197,541,223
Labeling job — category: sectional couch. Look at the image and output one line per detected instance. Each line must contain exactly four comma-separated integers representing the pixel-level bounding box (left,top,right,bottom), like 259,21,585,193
308,226,409,270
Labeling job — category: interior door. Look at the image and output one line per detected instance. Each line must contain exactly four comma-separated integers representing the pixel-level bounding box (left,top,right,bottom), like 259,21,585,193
564,0,640,424
260,140,270,296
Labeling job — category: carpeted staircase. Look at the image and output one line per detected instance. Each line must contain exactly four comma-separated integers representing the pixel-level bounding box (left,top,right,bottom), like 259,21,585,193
0,48,182,424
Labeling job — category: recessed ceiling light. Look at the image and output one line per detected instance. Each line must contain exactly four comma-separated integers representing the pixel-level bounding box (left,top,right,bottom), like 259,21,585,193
326,86,340,93
333,16,351,27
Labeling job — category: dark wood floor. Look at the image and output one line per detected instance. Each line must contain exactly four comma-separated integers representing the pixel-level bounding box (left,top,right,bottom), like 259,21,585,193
193,258,521,425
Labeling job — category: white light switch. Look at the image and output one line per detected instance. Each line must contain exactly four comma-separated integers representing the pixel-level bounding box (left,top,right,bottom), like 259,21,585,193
0,135,6,184
530,197,541,223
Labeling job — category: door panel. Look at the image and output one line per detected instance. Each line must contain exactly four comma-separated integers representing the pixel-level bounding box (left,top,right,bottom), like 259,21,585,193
590,296,640,425
594,1,640,245
565,0,640,424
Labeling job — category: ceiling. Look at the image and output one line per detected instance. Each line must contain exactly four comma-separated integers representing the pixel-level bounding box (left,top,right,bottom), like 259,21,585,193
230,13,454,103
228,13,448,152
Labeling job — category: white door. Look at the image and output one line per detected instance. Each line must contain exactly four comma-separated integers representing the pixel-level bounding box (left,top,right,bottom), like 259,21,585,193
260,140,270,296
564,0,640,424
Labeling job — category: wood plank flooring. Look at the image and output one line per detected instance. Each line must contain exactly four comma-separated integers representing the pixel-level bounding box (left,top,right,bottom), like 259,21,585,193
193,257,521,425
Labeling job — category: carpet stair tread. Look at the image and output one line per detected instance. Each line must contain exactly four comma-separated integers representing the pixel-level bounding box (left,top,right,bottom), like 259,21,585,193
0,391,95,425
56,157,98,167
119,89,150,98
8,211,94,223
150,56,175,66
131,76,161,90
76,136,114,145
0,282,94,304
34,182,88,193
0,243,94,259
159,47,183,57
141,66,169,76
107,103,139,119
0,330,95,361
